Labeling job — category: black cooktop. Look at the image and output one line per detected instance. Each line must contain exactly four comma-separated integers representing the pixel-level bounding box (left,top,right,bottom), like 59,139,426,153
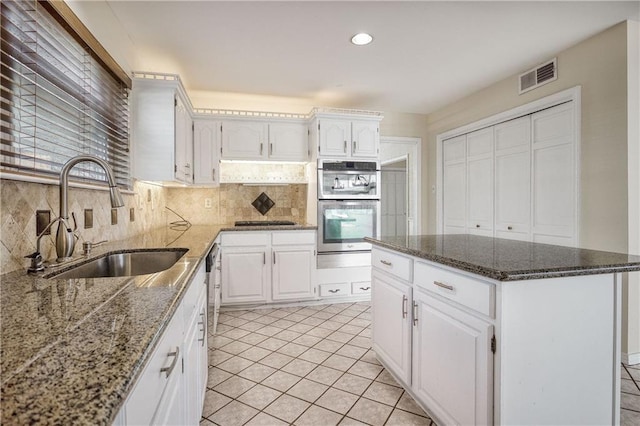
234,220,296,227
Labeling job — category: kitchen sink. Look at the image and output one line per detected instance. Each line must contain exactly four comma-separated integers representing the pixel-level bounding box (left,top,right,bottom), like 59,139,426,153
234,220,296,226
45,248,188,279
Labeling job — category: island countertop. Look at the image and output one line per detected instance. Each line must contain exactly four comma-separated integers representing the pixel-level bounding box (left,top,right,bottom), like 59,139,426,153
365,234,640,281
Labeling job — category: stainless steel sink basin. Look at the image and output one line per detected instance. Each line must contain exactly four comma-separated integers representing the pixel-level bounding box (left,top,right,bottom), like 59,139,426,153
46,249,188,279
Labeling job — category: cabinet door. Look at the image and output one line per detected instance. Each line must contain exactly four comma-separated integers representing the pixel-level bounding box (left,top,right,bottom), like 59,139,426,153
531,102,576,246
269,122,308,161
412,289,493,426
150,358,186,426
466,128,494,236
174,95,193,183
221,248,267,303
193,120,220,185
319,119,350,157
184,292,207,426
371,270,412,385
351,120,379,158
272,247,315,300
442,135,466,234
494,116,531,241
221,120,268,160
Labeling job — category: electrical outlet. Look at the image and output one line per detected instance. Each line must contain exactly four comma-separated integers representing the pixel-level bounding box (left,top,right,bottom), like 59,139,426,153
204,198,212,209
84,209,93,229
130,208,135,222
111,208,118,225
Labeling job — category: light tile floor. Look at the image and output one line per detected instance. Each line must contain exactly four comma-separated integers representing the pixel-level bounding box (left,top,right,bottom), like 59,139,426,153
202,301,640,426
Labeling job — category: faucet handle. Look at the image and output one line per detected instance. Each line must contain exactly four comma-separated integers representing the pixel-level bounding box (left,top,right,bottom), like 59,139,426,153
25,252,44,273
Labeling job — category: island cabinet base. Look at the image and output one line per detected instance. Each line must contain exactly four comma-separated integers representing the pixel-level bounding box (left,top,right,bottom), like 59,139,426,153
371,246,622,426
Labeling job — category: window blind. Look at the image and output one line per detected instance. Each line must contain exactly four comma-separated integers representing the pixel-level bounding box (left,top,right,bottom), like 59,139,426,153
1,0,131,188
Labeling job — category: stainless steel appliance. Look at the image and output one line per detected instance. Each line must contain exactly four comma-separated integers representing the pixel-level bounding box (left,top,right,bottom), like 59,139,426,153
317,160,380,199
317,160,381,260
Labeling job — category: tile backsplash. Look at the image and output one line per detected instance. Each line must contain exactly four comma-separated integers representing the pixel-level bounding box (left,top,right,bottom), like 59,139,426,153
166,183,307,225
0,179,166,274
1,180,308,274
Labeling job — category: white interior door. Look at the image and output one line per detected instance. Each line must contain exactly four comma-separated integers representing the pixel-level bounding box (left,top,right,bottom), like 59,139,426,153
381,161,407,238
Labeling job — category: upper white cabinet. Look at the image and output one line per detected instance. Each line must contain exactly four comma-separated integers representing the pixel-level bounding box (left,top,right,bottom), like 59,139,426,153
220,119,308,161
193,119,220,186
440,101,578,246
131,77,193,184
311,112,383,159
221,120,268,160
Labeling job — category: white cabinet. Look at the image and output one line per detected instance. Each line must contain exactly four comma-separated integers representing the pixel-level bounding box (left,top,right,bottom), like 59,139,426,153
269,122,309,161
193,119,220,186
411,287,493,426
220,230,317,305
221,247,268,304
494,116,531,241
131,77,193,184
371,270,412,384
372,246,494,426
221,120,268,160
313,116,382,159
220,120,308,161
119,263,208,426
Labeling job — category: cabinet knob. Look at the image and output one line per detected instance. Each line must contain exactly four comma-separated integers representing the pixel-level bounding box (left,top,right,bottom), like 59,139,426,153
507,226,513,230
476,224,480,228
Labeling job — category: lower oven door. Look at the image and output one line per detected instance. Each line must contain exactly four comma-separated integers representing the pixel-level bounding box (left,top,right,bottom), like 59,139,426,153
318,199,380,253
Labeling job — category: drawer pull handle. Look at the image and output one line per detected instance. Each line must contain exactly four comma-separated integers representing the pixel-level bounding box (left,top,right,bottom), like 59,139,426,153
402,295,408,318
380,260,392,267
434,281,454,291
359,286,371,291
412,301,418,326
160,346,180,378
328,289,341,294
198,310,206,346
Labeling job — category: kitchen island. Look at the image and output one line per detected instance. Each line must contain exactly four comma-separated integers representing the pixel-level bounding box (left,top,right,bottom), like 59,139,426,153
366,234,640,426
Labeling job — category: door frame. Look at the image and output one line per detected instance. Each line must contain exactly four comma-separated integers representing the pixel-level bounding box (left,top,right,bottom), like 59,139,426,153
436,86,581,234
380,136,422,235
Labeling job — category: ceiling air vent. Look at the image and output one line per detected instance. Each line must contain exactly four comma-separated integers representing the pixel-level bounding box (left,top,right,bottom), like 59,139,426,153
519,58,557,94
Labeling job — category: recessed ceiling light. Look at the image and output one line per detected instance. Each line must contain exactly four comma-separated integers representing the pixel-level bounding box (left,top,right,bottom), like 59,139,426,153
351,33,373,46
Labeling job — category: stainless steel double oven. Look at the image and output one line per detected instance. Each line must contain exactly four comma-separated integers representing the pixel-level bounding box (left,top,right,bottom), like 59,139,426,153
317,159,381,263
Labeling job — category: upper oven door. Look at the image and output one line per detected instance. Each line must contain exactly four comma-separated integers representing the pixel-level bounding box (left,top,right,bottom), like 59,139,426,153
318,160,380,199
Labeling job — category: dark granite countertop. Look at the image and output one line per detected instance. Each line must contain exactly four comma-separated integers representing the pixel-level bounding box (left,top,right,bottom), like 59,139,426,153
0,224,317,425
366,234,640,281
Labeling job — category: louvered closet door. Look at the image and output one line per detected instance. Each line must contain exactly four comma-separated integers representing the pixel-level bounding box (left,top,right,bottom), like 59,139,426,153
443,135,467,234
494,116,531,241
531,102,577,246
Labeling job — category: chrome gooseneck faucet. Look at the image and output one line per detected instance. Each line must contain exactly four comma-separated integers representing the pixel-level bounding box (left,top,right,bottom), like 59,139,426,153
55,155,124,262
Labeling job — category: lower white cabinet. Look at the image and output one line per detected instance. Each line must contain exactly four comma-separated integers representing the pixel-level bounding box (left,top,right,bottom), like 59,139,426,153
118,263,208,425
371,270,412,384
411,288,493,426
371,245,621,425
221,230,316,305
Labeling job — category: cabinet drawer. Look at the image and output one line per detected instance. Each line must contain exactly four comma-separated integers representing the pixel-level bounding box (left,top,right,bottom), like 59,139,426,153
125,304,184,425
414,261,495,317
272,231,316,246
351,281,372,294
320,283,350,297
372,248,413,282
221,232,268,246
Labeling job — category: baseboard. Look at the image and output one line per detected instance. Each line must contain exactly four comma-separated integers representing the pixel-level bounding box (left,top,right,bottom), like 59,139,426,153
623,352,640,366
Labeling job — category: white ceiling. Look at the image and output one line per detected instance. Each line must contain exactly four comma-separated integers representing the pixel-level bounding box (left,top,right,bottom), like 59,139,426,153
103,1,639,114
